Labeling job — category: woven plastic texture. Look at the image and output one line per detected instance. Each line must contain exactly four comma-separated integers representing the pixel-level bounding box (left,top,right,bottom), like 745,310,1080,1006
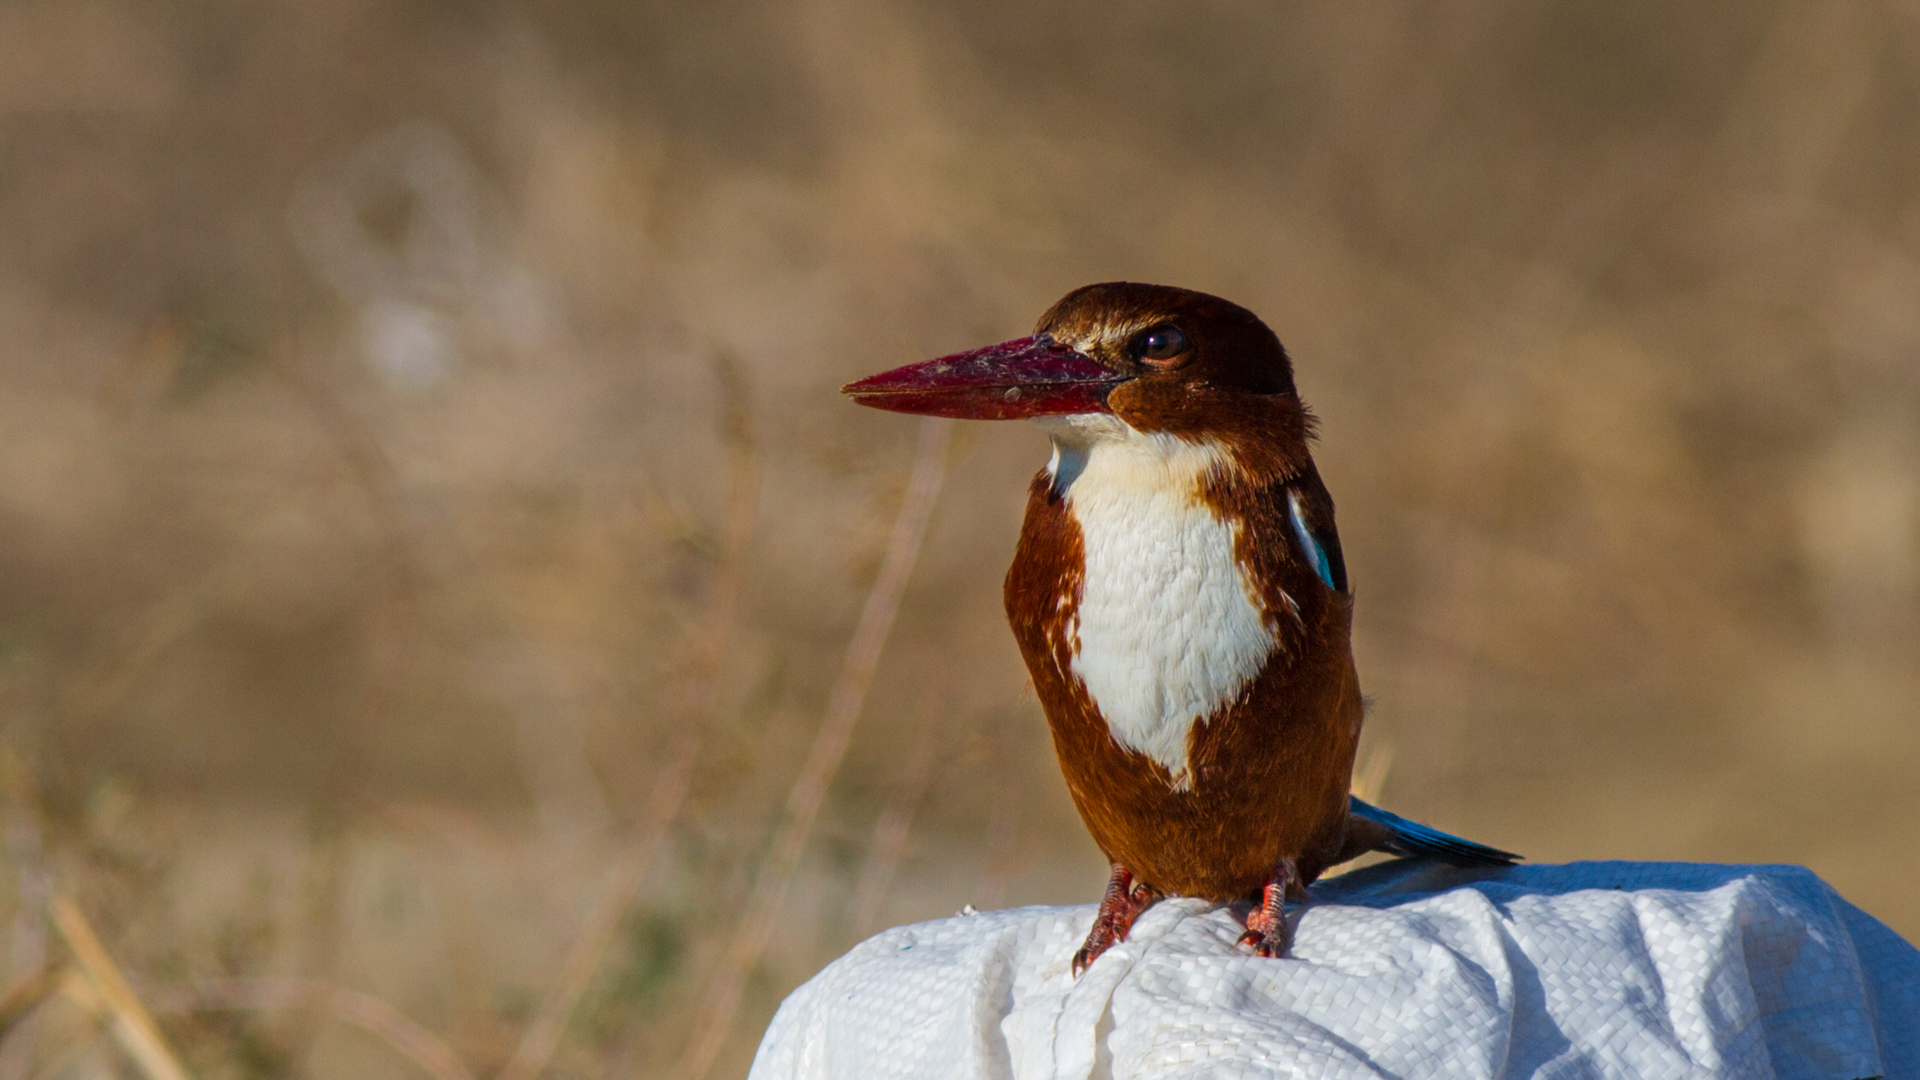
749,861,1919,1080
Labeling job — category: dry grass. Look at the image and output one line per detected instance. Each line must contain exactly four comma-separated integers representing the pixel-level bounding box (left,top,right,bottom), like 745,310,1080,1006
1,1,1918,1077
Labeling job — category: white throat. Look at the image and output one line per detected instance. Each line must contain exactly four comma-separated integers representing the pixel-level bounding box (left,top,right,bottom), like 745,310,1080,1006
1036,415,1277,789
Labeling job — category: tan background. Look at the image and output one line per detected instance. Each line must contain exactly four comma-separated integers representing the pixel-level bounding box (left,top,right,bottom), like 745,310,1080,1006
0,2,1917,1078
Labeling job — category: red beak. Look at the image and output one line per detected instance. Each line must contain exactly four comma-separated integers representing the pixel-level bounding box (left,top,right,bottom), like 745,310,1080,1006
842,335,1125,420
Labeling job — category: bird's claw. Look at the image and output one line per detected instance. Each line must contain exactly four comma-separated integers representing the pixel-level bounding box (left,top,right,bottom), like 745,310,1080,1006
1236,857,1297,959
1236,908,1290,957
1070,939,1108,977
1072,869,1158,976
1072,914,1124,975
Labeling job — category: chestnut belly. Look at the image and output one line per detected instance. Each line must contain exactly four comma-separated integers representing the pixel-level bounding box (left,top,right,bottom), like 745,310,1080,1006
1048,703,1360,900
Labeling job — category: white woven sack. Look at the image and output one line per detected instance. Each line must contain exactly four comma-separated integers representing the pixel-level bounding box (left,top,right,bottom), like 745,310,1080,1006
750,860,1920,1080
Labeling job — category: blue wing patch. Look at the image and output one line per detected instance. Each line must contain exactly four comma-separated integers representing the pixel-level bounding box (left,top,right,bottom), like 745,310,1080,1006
1287,490,1339,591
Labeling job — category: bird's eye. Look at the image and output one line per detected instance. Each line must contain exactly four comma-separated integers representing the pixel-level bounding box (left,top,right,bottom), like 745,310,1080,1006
1135,324,1189,362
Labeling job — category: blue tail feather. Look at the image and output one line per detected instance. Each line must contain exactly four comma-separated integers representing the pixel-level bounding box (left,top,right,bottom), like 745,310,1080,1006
1349,796,1521,867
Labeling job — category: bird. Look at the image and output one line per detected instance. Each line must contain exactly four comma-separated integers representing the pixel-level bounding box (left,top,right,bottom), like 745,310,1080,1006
843,282,1518,973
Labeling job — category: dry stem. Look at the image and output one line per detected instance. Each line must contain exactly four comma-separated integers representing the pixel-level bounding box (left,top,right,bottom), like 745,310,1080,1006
848,689,946,939
49,898,194,1080
498,354,762,1080
674,416,952,1080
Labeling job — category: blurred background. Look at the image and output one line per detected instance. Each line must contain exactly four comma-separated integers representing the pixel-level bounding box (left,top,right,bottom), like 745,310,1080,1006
1,0,1918,1077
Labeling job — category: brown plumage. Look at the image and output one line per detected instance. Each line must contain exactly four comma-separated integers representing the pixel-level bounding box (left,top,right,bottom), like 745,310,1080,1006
1003,455,1361,900
845,282,1517,972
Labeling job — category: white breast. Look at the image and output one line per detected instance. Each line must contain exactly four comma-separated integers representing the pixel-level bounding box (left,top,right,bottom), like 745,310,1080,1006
1039,416,1277,790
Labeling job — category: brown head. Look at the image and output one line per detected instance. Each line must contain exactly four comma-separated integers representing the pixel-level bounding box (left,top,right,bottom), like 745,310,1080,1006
843,282,1315,482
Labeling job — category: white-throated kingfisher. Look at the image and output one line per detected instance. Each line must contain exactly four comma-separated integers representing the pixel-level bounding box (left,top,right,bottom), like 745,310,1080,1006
844,283,1518,973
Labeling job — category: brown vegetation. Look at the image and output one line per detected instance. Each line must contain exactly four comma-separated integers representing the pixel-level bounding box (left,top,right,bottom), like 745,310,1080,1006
0,2,1917,1078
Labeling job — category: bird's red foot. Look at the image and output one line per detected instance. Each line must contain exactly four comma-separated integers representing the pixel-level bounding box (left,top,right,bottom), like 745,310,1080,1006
1236,858,1298,958
1237,906,1290,957
1072,864,1160,976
